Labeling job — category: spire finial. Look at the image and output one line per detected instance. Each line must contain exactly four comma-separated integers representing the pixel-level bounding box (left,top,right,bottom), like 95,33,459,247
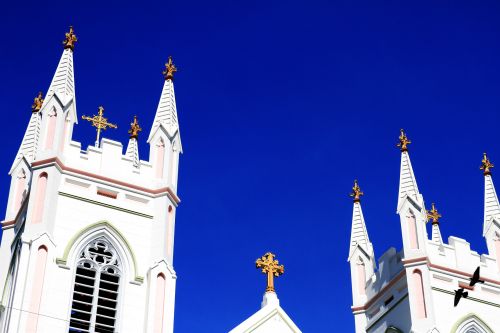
81,106,118,147
128,115,142,139
162,56,177,80
350,179,364,203
481,153,494,176
63,26,78,50
31,92,44,113
397,129,411,152
255,252,285,293
427,203,442,224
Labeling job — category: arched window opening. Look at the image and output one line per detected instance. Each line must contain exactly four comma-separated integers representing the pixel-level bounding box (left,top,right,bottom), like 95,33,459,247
495,232,500,272
156,139,165,178
13,169,26,214
154,273,166,332
44,107,57,149
455,316,492,333
27,245,48,332
32,173,48,224
407,211,419,249
356,257,366,295
59,113,71,152
412,269,427,319
68,238,121,333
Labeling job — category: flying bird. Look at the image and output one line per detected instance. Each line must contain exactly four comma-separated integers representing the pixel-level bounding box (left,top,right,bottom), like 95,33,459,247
454,288,468,307
469,266,485,287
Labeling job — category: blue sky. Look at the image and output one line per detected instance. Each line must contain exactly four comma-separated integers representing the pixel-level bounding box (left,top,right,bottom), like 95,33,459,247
2,1,500,332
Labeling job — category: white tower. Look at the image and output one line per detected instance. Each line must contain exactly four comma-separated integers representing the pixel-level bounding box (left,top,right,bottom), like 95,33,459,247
0,27,183,333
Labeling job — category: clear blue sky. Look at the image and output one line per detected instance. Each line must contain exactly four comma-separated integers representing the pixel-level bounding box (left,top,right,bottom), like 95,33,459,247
2,1,500,332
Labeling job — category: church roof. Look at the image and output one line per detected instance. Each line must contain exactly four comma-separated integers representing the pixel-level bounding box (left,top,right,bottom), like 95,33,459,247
483,173,500,236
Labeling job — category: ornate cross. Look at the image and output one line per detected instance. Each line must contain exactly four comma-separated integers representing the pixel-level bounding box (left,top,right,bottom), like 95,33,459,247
163,56,177,80
32,92,44,113
350,179,364,202
397,129,411,152
128,115,142,139
81,106,117,147
427,203,442,224
256,252,285,293
480,153,494,176
63,26,78,50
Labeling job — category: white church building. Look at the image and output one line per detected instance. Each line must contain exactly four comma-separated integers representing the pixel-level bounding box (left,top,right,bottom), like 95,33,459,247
348,130,500,332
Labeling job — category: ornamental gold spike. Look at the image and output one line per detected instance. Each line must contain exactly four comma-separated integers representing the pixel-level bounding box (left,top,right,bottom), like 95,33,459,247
31,91,44,113
255,252,284,293
63,26,78,50
397,129,411,152
350,179,364,202
128,115,142,139
81,106,118,147
427,203,442,225
480,153,494,176
162,56,177,80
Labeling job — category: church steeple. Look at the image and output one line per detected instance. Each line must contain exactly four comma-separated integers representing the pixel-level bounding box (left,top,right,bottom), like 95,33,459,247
480,153,500,262
126,115,142,167
397,129,423,212
348,180,374,261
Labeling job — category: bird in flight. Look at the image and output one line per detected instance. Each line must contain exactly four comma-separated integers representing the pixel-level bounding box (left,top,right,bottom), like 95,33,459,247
453,266,485,307
454,288,468,307
469,266,485,286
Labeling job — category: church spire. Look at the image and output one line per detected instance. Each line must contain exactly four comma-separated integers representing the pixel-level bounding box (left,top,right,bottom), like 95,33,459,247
126,116,142,167
481,153,500,236
397,129,423,212
148,56,182,150
427,203,443,243
348,180,374,261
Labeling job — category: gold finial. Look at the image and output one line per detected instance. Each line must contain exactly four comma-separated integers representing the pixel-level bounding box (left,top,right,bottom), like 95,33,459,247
31,92,44,113
81,106,118,147
480,153,494,176
63,26,78,50
255,252,285,293
350,179,364,203
397,129,411,152
128,115,142,139
427,203,442,224
162,56,177,80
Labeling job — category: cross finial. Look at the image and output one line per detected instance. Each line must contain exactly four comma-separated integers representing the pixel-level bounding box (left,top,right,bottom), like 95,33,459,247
427,203,442,224
63,26,78,50
81,106,118,147
255,252,285,293
480,153,494,176
128,115,142,139
31,91,44,113
397,129,411,152
350,179,364,202
163,56,177,80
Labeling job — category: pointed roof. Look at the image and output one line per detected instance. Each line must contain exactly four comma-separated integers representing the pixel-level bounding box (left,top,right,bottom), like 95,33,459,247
427,203,443,243
431,223,443,243
44,47,76,107
10,111,41,173
397,130,423,211
148,58,181,145
126,138,140,167
348,181,373,261
484,174,500,236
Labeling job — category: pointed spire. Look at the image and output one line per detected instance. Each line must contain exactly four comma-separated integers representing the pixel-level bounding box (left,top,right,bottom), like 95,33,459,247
397,129,423,211
348,180,374,260
126,116,141,167
10,93,43,173
427,203,443,243
45,26,77,106
148,57,181,145
481,153,500,236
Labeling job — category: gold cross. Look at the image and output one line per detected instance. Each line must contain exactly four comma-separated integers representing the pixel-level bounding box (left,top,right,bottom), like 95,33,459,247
128,115,142,139
32,91,44,113
350,179,364,202
163,56,177,80
427,203,442,224
81,106,117,147
397,129,411,152
63,26,78,50
256,252,285,293
480,153,494,176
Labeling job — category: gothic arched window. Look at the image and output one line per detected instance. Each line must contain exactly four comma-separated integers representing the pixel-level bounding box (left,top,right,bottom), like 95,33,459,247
68,238,121,333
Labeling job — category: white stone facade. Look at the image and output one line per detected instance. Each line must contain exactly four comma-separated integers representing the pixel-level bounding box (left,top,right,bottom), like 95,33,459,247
348,144,500,333
0,32,181,333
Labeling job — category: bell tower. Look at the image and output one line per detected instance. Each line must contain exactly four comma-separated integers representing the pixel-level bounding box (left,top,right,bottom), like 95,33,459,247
0,27,183,333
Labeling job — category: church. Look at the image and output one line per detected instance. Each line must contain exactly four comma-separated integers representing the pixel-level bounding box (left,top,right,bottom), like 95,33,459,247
0,27,499,333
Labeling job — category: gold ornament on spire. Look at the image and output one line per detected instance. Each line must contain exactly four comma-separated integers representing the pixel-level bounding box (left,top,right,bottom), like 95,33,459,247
480,153,494,176
31,92,44,113
427,203,442,225
63,26,78,50
256,252,285,293
350,179,364,203
81,106,118,147
397,129,411,152
128,115,142,139
162,56,177,80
